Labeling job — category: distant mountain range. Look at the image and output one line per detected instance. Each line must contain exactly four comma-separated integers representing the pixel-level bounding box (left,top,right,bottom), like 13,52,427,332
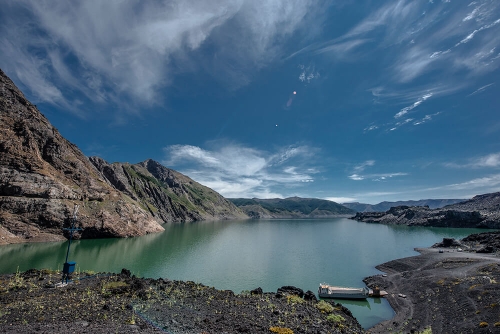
342,199,466,212
352,192,500,228
229,197,354,218
0,69,246,244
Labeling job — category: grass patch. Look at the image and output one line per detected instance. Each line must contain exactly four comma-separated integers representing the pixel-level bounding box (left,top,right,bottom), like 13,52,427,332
269,326,294,334
326,314,345,323
315,300,334,313
286,295,304,305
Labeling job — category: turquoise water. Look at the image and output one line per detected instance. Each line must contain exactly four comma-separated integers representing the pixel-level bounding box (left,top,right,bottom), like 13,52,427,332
0,218,488,328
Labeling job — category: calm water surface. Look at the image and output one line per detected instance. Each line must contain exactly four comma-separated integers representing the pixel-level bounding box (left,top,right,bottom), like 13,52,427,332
0,218,489,329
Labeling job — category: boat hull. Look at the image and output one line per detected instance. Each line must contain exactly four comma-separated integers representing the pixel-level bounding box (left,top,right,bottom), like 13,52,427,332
318,284,370,300
318,292,368,300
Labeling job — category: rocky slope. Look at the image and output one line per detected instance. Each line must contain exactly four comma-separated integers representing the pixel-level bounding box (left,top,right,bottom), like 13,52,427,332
90,157,248,223
0,69,165,244
351,192,500,228
343,198,465,212
0,269,364,334
229,197,354,219
0,69,247,245
366,232,500,333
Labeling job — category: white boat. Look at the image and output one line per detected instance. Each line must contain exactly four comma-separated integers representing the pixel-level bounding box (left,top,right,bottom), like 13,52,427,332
318,283,370,300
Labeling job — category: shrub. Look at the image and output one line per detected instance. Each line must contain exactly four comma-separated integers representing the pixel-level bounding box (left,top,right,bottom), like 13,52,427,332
419,327,432,334
327,314,345,323
287,295,304,305
315,300,334,313
479,322,489,328
269,326,294,334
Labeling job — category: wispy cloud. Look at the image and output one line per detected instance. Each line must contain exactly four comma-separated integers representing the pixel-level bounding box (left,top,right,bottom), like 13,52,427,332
423,174,500,193
413,112,441,125
445,152,500,169
394,93,433,118
0,0,323,112
348,160,408,181
163,143,319,198
467,82,495,96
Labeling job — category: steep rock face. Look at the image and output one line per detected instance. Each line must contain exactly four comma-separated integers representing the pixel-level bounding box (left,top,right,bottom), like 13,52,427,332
89,157,249,223
351,193,500,228
0,69,164,244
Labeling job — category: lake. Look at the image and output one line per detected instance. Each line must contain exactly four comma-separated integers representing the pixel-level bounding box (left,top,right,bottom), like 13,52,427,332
0,218,488,329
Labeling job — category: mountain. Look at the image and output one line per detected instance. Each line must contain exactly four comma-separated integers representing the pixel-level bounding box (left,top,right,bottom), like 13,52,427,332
351,192,500,228
229,197,355,218
0,69,247,245
342,199,466,212
0,69,164,244
90,157,248,223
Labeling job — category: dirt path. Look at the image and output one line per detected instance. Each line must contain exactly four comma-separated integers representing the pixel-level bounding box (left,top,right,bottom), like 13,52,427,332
364,248,500,333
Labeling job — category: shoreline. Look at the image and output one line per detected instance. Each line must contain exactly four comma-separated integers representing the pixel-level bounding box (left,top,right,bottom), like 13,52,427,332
363,247,500,333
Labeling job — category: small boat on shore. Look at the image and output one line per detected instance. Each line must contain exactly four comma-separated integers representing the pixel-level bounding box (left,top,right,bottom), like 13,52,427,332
318,283,370,300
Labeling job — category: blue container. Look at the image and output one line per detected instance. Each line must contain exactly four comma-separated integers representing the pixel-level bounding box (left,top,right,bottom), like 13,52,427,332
63,261,76,274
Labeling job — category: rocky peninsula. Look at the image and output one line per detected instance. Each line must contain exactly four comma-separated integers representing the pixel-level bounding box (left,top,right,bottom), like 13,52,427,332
351,192,500,229
364,231,500,333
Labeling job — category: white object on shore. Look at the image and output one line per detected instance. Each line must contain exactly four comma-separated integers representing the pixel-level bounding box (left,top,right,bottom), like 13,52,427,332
318,283,370,300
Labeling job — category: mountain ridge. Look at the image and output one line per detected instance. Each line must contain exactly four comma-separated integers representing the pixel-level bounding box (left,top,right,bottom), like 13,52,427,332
229,197,354,218
342,198,466,212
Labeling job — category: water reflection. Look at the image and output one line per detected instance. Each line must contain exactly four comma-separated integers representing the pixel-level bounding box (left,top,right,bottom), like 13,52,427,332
0,218,490,329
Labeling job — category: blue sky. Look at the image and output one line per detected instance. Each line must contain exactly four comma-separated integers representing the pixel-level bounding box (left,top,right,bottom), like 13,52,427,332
1,0,499,204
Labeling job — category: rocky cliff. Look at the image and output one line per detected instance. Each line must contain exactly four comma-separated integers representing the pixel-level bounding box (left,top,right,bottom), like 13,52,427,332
0,69,165,244
229,197,354,219
89,157,248,223
351,192,500,228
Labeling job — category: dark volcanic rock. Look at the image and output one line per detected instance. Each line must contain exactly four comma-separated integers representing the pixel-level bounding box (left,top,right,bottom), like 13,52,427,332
0,69,164,244
277,285,304,298
0,269,365,334
351,193,500,228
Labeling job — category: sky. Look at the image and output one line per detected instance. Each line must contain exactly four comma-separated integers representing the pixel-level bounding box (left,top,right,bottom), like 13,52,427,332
1,0,499,204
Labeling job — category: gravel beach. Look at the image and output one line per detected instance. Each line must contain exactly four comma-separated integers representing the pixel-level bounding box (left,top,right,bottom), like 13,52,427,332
364,247,500,333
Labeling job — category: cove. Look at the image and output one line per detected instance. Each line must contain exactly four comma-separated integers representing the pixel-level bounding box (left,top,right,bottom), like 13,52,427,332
0,218,488,329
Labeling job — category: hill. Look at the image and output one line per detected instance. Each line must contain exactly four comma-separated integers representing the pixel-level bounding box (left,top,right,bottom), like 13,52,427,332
342,198,465,212
0,68,246,244
229,197,354,218
90,157,248,223
351,192,500,228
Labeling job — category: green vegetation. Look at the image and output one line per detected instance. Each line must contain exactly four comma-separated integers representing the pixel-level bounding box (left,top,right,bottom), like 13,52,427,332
327,314,345,323
315,300,334,313
418,327,432,334
286,295,304,305
229,197,354,215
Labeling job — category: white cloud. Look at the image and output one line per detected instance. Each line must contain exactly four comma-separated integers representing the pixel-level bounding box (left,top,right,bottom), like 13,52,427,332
413,112,441,125
353,160,375,173
394,93,432,118
348,160,407,181
423,174,500,192
325,197,357,204
163,143,319,198
445,152,500,169
0,0,323,110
